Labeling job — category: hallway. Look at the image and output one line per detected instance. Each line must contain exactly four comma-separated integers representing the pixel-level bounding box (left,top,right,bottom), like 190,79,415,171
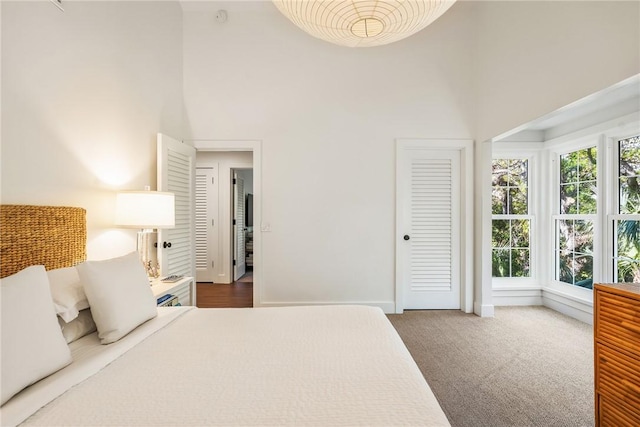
196,272,253,308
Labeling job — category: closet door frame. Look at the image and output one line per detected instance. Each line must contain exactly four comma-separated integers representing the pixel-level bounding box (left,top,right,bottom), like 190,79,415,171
395,139,474,314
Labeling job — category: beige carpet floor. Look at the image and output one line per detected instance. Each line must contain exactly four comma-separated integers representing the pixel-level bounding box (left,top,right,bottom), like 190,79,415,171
388,306,593,427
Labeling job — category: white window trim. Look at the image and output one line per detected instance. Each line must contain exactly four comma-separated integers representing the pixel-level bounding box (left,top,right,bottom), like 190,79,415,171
547,137,603,298
489,115,639,313
542,118,640,302
491,144,540,288
606,129,640,282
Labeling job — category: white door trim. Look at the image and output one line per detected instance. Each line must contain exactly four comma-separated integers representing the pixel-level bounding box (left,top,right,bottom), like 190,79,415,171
395,138,474,314
192,140,262,307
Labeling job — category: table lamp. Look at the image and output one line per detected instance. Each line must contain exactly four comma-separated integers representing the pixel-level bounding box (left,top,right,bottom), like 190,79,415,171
115,187,175,278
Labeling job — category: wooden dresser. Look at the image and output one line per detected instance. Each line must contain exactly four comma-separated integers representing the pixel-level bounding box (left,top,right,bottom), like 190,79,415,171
594,283,640,426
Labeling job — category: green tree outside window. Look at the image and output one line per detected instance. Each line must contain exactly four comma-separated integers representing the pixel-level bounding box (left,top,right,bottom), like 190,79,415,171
555,147,596,288
617,136,640,282
492,159,530,278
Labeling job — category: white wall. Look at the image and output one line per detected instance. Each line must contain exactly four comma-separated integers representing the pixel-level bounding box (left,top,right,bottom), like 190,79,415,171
476,1,640,143
197,152,253,166
1,1,183,260
183,1,476,308
1,0,637,312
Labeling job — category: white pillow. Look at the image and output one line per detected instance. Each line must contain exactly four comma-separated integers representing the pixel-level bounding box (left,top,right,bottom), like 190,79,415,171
1,265,73,405
47,266,89,322
77,252,157,345
58,309,97,344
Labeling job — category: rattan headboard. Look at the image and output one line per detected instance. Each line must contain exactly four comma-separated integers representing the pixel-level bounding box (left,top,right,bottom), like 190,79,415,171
0,205,87,278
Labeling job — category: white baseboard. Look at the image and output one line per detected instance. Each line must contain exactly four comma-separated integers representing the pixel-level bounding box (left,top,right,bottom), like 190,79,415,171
493,287,543,306
473,302,495,317
542,287,593,325
256,300,397,314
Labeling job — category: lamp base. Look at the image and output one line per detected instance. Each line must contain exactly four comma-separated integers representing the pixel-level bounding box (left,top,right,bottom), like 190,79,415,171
137,230,160,279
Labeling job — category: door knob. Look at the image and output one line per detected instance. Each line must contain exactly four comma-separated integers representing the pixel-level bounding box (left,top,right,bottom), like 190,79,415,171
163,242,172,248
403,235,410,241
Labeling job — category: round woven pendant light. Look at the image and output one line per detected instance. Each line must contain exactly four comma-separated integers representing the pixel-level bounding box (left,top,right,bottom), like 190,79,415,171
272,0,457,48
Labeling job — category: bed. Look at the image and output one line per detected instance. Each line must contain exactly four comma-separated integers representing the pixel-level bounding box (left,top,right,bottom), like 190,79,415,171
0,205,450,427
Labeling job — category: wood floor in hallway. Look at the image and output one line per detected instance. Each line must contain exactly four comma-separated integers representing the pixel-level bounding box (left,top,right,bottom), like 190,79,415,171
196,275,253,308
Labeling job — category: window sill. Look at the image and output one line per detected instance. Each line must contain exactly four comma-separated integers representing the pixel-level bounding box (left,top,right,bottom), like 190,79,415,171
543,281,593,304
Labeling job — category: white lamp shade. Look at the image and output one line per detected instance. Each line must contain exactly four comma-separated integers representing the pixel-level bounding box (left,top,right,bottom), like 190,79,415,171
272,0,457,48
115,191,175,229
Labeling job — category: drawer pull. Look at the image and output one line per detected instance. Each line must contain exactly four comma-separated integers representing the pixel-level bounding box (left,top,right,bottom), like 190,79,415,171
622,379,640,396
620,321,640,335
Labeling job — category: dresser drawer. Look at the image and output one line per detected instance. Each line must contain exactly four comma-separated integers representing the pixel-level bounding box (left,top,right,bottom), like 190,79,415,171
599,394,640,427
596,343,640,413
596,291,640,359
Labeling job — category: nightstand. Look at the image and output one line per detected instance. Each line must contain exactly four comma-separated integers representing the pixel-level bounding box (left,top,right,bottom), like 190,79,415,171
150,276,196,307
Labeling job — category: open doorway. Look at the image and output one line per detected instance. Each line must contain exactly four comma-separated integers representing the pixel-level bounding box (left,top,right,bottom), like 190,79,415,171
194,147,256,308
232,168,253,284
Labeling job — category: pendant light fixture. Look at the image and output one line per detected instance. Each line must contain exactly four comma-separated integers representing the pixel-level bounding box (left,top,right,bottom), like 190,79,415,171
272,0,457,48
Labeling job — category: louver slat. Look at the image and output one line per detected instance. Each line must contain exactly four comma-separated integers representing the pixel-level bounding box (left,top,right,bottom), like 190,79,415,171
410,159,453,291
166,149,193,277
235,178,245,271
195,173,208,270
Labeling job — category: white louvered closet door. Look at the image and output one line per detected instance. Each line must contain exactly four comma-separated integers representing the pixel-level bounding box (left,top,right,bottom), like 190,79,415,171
195,167,217,282
398,146,461,310
157,133,196,279
233,173,246,281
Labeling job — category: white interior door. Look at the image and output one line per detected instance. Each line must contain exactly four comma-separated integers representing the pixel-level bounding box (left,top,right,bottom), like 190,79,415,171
397,144,462,310
195,167,218,282
233,172,246,280
157,133,196,278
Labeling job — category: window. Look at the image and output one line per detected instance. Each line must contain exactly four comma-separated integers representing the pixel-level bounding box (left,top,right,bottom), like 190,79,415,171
491,159,531,277
614,135,640,282
554,146,597,288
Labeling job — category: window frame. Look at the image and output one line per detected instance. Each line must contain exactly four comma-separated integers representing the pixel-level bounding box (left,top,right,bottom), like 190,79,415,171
491,144,539,287
606,132,640,282
548,136,604,298
491,115,639,307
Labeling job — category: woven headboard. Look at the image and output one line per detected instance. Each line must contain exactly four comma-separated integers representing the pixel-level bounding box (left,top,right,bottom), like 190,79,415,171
0,205,87,278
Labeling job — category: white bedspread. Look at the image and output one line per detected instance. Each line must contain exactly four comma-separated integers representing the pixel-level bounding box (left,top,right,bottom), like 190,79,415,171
1,307,191,427
13,305,450,426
